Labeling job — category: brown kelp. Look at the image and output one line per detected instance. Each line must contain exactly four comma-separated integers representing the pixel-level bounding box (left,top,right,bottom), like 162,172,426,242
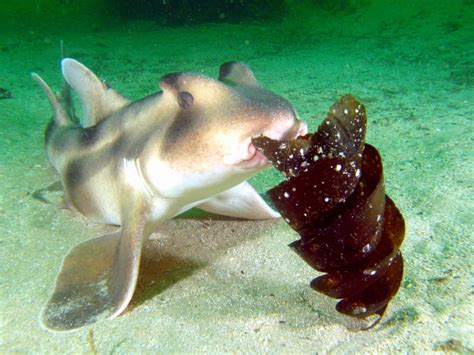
252,95,405,327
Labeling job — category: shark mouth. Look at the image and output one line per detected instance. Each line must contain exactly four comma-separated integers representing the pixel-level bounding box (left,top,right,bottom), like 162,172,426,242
232,121,308,169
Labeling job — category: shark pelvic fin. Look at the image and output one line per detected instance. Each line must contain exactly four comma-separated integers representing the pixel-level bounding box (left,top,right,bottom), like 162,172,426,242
197,181,280,219
61,58,130,128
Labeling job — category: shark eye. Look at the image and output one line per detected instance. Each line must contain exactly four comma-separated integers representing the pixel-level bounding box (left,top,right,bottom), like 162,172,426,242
178,91,194,109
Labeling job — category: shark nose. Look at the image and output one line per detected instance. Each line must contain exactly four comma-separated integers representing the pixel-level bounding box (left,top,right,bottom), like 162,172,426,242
246,140,257,160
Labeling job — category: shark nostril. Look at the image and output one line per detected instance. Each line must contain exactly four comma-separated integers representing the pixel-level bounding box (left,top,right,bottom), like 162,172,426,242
239,140,257,161
247,142,257,160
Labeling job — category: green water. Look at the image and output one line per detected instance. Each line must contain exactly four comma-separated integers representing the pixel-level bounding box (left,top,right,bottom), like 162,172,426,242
1,0,473,352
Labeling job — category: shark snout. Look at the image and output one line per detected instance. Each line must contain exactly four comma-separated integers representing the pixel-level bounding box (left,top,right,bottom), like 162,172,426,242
259,119,308,144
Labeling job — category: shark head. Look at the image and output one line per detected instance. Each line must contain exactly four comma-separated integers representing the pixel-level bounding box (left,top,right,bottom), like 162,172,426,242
36,58,306,207
146,62,307,199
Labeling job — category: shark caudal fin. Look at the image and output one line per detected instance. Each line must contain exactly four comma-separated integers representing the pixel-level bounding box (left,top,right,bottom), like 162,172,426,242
31,73,72,127
61,58,130,128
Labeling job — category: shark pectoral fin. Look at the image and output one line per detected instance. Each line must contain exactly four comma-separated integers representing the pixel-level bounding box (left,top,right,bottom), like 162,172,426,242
41,213,147,331
197,181,280,220
41,231,121,331
61,58,130,127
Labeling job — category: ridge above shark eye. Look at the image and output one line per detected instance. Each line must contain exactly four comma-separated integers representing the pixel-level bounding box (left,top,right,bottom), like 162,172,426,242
178,91,194,109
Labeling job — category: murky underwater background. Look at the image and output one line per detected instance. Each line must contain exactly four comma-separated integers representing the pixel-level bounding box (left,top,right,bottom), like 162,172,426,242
0,0,472,352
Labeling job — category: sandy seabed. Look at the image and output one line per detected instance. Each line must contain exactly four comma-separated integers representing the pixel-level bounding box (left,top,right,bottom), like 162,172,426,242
1,1,473,353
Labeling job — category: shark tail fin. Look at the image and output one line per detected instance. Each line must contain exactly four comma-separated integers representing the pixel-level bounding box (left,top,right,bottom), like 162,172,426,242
31,73,72,127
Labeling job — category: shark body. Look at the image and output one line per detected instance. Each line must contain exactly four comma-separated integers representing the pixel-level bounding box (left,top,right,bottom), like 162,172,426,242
33,59,306,331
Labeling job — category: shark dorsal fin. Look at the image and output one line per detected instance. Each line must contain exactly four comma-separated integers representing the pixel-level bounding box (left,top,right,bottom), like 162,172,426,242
61,59,130,128
218,61,259,87
31,73,71,126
